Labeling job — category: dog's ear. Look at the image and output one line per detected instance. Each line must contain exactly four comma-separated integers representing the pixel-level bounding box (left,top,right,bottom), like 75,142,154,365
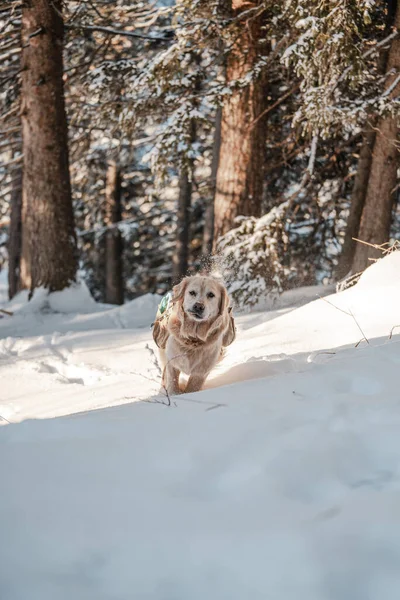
152,320,169,349
172,278,188,304
218,283,230,316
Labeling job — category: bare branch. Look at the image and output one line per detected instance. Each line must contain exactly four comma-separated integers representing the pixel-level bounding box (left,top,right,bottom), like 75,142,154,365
0,153,23,167
317,294,352,316
64,23,169,42
285,133,319,207
332,30,400,92
0,46,21,61
0,126,20,136
250,83,300,129
306,133,318,177
382,72,400,97
317,295,369,345
0,105,19,122
349,309,369,346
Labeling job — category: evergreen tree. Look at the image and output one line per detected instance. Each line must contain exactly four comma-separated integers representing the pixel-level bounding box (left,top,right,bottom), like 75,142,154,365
352,2,400,272
20,0,77,292
213,0,270,241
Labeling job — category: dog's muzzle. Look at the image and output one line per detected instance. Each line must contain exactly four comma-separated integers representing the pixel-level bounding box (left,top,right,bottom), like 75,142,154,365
189,303,205,320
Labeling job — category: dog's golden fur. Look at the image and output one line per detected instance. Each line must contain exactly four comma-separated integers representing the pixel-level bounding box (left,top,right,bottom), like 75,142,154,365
153,275,236,395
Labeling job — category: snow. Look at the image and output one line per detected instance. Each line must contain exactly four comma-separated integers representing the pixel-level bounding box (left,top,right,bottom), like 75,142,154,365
1,253,400,599
0,268,7,303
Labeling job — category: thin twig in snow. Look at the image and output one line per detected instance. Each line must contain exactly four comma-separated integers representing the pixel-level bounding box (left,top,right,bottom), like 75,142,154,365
352,237,385,250
352,238,400,256
145,343,171,406
348,309,369,346
389,325,400,340
317,295,369,345
317,294,352,317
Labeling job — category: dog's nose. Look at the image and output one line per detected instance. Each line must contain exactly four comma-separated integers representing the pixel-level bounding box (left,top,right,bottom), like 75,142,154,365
193,302,204,313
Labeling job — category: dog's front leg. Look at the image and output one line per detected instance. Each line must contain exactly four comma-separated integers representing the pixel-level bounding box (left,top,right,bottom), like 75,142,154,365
185,374,207,394
165,364,181,395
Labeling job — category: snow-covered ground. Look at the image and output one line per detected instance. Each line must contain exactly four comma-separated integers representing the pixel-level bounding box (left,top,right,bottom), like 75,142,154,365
0,268,8,303
1,254,400,599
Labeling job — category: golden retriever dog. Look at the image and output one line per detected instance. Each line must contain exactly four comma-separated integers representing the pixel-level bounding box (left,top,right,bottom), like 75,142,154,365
152,276,236,395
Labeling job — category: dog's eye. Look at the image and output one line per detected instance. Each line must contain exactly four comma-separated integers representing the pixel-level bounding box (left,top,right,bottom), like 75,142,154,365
207,292,215,299
189,290,197,297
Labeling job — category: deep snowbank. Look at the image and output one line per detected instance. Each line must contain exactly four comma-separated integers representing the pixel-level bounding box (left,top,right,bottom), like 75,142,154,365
1,253,400,599
0,253,399,423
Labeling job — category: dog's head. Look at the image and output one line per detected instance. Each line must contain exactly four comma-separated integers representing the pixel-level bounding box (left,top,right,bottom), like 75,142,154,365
172,275,229,323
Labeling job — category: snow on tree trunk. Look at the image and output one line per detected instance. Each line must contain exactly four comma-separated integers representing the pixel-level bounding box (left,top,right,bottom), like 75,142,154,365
20,0,77,293
352,8,400,273
105,161,123,305
7,166,22,299
213,0,268,243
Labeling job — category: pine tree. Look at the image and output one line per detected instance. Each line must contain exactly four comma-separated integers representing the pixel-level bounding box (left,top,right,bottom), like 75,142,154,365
213,0,269,241
20,0,77,293
336,127,376,278
352,3,400,272
202,107,222,256
338,0,398,276
7,164,22,299
104,161,123,305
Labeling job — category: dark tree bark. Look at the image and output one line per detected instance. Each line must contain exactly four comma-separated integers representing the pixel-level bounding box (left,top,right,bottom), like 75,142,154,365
104,161,123,305
173,111,197,281
336,127,376,279
352,7,400,273
7,167,23,299
338,4,397,278
213,0,268,243
202,107,222,257
20,0,77,293
173,165,192,280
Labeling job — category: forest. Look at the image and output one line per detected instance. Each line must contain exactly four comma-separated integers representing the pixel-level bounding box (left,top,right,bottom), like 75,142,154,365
3,2,400,596
1,0,399,310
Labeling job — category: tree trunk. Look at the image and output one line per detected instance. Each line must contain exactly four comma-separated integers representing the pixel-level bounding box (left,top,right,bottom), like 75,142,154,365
338,4,397,279
202,107,222,257
173,165,192,280
8,167,23,299
213,0,268,243
173,110,197,281
352,8,400,273
104,161,123,305
336,127,376,279
20,0,77,293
